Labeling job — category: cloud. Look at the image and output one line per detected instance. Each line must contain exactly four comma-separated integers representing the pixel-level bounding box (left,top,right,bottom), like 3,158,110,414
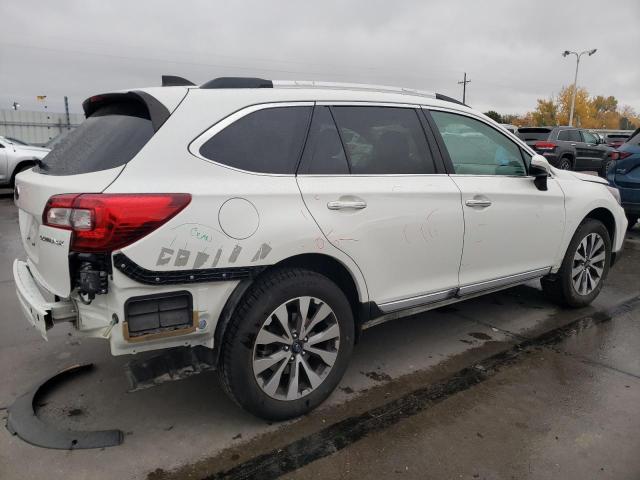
1,0,638,115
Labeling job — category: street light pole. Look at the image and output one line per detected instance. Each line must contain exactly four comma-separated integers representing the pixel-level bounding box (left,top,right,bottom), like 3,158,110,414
562,48,597,126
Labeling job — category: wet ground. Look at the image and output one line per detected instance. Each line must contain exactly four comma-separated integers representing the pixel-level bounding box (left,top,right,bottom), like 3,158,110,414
1,190,639,479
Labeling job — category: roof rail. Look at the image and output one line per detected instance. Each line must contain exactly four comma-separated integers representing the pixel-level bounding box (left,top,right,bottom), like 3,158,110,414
162,75,196,87
197,77,467,107
200,77,273,89
272,80,436,99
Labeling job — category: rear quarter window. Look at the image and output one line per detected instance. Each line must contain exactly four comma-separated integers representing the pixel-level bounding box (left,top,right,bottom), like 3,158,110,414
41,102,154,176
199,106,312,174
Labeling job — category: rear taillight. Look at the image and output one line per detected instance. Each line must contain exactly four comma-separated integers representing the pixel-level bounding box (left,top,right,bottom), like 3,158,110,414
43,193,191,252
610,151,620,160
534,141,557,151
618,151,633,160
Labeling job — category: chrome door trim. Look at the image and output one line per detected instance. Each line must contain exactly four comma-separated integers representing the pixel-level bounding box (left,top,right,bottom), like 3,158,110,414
457,267,551,297
378,288,457,313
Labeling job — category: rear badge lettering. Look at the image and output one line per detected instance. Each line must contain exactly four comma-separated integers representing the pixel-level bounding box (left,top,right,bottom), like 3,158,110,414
39,235,65,247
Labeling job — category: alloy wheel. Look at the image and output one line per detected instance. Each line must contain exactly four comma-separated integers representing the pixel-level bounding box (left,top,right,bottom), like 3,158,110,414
252,296,340,400
572,233,606,295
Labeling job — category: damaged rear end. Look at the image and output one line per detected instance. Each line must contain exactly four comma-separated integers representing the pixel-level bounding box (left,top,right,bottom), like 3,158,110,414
12,89,188,341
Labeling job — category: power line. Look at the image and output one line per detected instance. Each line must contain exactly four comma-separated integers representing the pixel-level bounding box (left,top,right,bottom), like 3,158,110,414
458,72,471,104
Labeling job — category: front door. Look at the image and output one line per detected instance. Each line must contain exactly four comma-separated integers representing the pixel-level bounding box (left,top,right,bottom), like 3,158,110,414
580,130,607,170
297,105,464,310
426,109,566,292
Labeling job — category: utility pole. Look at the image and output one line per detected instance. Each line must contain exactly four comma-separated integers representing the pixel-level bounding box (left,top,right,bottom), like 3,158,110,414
458,72,471,104
562,49,597,126
64,96,71,130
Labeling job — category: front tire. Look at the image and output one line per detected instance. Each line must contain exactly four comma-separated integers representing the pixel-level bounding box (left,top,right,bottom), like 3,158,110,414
541,219,611,308
218,268,354,420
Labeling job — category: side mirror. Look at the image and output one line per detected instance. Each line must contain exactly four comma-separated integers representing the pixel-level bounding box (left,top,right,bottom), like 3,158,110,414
530,155,550,191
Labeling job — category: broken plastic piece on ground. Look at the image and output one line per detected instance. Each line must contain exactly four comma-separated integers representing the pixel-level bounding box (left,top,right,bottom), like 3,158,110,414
5,363,123,449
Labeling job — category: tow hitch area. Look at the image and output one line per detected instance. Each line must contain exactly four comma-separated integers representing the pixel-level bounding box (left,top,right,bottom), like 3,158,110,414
6,364,124,450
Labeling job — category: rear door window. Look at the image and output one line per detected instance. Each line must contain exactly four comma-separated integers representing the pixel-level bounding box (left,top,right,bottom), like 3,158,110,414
199,106,312,174
41,102,155,175
568,130,582,142
330,106,435,175
298,107,349,175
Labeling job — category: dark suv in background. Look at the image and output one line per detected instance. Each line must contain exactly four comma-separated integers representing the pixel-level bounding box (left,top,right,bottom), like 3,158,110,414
607,128,640,229
517,126,613,176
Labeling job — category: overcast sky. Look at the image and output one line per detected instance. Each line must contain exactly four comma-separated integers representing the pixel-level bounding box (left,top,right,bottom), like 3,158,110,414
1,0,638,115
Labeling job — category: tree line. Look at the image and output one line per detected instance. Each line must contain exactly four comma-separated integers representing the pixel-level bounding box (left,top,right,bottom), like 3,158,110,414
485,86,639,130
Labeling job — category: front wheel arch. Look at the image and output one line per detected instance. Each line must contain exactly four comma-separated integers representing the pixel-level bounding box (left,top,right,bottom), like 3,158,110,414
583,207,616,253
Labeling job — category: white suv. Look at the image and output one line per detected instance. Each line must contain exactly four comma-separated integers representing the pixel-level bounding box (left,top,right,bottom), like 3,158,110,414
12,78,627,420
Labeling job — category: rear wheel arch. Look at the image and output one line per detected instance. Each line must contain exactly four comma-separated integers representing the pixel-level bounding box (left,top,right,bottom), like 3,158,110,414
10,159,37,186
213,253,368,366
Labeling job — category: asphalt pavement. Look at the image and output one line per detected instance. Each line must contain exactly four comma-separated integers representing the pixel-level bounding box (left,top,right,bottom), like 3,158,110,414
1,190,639,480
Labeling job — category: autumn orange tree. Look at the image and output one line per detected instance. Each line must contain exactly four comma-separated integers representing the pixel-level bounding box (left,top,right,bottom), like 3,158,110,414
510,86,639,129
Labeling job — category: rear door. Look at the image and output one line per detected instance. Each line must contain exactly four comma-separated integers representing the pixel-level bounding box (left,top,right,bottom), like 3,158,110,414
14,97,158,297
426,108,565,292
297,105,464,311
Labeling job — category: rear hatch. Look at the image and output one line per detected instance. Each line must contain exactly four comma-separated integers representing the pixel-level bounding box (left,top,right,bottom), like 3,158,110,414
14,93,161,297
517,127,553,149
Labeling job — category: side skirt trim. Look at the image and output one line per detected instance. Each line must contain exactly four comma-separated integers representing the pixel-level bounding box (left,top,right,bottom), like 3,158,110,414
365,267,552,329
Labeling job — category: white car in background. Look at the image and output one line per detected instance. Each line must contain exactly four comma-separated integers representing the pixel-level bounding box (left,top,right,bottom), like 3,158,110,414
0,136,49,187
12,78,626,420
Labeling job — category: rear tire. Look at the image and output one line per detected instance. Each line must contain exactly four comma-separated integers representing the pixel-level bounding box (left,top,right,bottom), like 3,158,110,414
541,219,611,308
218,268,354,420
558,157,572,170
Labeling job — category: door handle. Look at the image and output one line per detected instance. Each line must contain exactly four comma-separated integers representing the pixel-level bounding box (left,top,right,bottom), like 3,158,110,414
327,200,367,210
465,199,492,208
571,143,577,147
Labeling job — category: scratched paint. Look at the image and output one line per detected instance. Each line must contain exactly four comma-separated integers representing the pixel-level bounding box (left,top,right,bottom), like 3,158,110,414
193,251,210,269
251,243,272,262
156,247,174,266
228,245,242,263
211,248,222,267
